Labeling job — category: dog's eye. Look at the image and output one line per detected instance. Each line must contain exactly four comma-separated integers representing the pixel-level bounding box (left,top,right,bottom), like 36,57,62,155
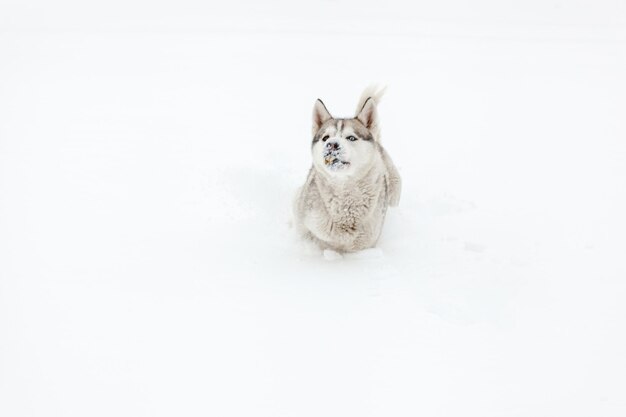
322,135,330,142
346,135,357,141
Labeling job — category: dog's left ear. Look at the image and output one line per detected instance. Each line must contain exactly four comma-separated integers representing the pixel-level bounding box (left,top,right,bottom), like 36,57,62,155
356,97,379,133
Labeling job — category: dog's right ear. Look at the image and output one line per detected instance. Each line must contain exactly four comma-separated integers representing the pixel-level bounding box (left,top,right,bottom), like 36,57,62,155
356,97,378,131
312,99,332,135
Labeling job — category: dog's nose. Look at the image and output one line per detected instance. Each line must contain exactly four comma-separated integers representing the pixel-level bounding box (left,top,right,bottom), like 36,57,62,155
326,142,340,150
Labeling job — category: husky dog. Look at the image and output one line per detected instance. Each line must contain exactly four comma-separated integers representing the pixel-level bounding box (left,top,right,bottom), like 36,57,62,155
294,87,401,253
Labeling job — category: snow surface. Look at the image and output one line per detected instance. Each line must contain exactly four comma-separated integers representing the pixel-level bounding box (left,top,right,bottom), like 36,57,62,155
1,1,626,416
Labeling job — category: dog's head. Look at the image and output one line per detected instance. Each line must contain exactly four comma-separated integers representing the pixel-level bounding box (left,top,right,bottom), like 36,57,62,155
310,97,379,179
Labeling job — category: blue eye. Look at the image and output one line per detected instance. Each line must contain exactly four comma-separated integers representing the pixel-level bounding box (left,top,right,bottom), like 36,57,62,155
346,135,357,141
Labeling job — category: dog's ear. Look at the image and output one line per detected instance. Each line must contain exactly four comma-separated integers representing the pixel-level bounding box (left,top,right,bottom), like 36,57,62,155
313,99,332,134
356,97,378,132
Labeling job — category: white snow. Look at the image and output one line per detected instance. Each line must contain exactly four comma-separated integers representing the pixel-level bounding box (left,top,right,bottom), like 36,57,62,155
1,1,626,416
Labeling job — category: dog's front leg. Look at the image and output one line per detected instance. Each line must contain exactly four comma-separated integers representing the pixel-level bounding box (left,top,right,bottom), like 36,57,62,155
381,148,402,207
304,211,358,247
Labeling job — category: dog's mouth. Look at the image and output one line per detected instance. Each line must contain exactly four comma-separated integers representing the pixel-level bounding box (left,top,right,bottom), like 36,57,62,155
324,157,350,170
323,148,350,170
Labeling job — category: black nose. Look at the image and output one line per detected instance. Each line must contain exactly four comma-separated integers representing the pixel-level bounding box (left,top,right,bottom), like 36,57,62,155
326,142,339,150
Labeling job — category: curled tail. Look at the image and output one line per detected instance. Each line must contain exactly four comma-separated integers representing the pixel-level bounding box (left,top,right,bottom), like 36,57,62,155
354,85,386,115
355,85,386,142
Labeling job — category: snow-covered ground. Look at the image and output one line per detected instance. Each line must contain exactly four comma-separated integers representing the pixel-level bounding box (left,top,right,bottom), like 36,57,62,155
1,2,626,416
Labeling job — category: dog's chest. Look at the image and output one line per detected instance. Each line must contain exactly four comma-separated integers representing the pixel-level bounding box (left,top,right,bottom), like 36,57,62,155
320,178,386,227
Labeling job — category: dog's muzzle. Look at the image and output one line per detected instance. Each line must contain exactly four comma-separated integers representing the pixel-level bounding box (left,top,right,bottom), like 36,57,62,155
323,142,350,170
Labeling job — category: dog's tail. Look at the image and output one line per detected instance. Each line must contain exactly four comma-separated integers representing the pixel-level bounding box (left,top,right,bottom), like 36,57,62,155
355,85,386,141
355,85,386,116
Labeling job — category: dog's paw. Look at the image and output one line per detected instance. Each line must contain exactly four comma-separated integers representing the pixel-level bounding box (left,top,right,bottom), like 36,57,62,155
323,249,343,261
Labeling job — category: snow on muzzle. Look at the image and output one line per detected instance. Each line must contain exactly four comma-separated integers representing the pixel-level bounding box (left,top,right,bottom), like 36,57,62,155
323,141,350,170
